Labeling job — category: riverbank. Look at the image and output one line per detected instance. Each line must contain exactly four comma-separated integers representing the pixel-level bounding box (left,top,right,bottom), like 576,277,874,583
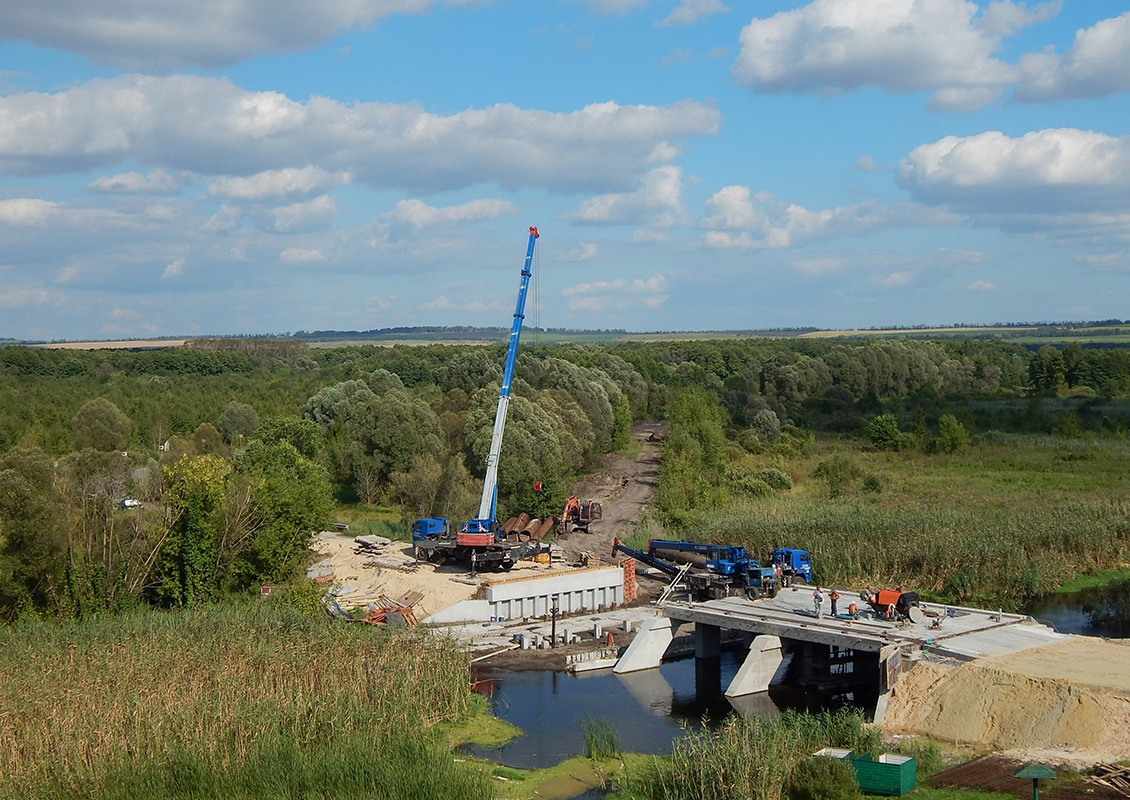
884,637,1130,765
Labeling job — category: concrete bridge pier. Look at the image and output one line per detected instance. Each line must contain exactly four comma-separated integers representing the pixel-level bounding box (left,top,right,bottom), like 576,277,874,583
725,635,790,697
694,622,722,702
613,616,674,674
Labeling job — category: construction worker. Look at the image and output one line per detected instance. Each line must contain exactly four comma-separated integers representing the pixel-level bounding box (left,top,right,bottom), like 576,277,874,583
813,587,824,618
847,602,859,619
829,588,840,617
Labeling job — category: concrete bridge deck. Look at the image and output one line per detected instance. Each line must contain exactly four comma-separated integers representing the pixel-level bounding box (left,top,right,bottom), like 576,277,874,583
613,586,1065,711
664,587,1063,661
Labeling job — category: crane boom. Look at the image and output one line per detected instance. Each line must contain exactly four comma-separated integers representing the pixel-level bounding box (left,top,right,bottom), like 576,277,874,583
463,226,539,535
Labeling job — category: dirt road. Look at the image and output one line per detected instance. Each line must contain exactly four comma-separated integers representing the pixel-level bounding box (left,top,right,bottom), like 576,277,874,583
557,420,664,565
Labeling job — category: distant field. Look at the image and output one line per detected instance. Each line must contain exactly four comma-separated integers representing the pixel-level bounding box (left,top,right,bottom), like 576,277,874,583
19,324,1130,349
799,326,1021,338
31,339,188,350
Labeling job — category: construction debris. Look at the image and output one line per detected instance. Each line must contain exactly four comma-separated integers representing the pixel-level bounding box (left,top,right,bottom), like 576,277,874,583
1089,764,1130,796
352,535,419,571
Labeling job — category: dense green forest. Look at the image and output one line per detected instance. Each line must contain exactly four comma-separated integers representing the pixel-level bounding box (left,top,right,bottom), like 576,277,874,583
2,336,1130,619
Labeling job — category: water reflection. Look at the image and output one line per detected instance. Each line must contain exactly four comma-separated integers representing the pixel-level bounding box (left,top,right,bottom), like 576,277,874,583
1024,579,1130,638
466,648,876,770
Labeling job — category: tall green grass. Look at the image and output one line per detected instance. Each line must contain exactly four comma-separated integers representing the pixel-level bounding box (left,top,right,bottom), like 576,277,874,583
672,435,1130,606
0,599,489,800
629,709,878,800
580,715,622,759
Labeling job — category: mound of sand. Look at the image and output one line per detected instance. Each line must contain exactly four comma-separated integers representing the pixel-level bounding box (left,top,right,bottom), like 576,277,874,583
884,637,1130,763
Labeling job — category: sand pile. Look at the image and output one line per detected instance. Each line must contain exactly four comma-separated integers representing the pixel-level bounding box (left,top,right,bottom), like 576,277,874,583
308,532,574,621
884,637,1130,762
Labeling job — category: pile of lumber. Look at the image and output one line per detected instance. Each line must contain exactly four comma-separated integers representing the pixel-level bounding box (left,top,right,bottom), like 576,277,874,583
1089,765,1130,796
360,592,423,626
352,535,418,572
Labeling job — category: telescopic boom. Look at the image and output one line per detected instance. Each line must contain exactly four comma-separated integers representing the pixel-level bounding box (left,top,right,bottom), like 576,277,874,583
463,226,539,534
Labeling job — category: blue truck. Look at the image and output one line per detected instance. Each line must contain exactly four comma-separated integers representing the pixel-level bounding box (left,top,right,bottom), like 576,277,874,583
612,538,782,601
769,547,814,586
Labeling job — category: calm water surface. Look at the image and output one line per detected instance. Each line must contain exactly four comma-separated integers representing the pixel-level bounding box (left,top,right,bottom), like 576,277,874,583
467,649,874,769
1024,578,1130,638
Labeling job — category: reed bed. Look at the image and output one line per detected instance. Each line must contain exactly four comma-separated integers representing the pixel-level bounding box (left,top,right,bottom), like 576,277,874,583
682,436,1130,605
631,709,878,800
0,601,489,800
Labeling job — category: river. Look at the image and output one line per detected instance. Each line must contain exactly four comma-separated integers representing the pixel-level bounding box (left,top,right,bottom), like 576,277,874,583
1023,577,1130,638
463,577,1127,797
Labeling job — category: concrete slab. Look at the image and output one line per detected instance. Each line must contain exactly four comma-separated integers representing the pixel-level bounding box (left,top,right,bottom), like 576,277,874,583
664,589,1062,661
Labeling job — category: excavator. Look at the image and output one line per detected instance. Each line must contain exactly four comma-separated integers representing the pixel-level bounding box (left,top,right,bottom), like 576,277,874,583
560,494,602,534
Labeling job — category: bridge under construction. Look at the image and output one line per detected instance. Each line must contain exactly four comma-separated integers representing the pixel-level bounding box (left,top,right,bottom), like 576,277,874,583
613,586,1065,721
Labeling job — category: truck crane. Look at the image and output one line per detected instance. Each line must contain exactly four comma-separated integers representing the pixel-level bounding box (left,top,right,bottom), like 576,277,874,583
611,538,780,601
412,227,543,571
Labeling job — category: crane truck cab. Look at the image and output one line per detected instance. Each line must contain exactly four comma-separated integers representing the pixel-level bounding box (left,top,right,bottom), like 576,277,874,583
770,548,814,585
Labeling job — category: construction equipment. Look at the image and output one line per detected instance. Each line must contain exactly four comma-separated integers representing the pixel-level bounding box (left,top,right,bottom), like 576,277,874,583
411,227,544,571
612,538,779,601
560,494,602,534
769,547,814,585
864,589,923,623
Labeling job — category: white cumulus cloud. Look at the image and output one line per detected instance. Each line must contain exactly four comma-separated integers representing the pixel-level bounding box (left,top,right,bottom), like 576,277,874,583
568,165,686,226
0,286,64,308
658,0,730,27
562,274,669,312
1015,12,1130,102
209,167,351,200
279,247,327,263
389,197,517,229
89,169,179,194
0,198,60,226
731,0,1072,110
0,0,437,70
269,195,337,233
162,258,185,279
700,186,906,248
896,128,1130,212
0,76,719,196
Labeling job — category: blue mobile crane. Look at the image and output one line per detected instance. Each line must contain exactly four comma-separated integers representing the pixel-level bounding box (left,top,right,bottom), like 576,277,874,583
412,227,543,571
612,538,781,601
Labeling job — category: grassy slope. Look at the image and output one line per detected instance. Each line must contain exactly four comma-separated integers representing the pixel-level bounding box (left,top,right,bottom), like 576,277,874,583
0,598,491,800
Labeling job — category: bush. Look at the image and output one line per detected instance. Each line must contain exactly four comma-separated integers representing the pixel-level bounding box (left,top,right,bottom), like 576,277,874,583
861,474,883,494
758,468,794,490
867,414,903,451
813,454,861,498
788,756,862,800
726,465,776,498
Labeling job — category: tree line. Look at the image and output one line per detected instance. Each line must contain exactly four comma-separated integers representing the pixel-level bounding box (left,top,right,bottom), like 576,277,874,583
3,336,1130,619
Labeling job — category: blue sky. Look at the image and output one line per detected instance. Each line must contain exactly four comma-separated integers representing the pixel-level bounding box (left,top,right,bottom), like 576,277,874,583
1,0,1128,340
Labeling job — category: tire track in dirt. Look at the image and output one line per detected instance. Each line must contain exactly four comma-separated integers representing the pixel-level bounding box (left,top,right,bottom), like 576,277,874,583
558,420,664,565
